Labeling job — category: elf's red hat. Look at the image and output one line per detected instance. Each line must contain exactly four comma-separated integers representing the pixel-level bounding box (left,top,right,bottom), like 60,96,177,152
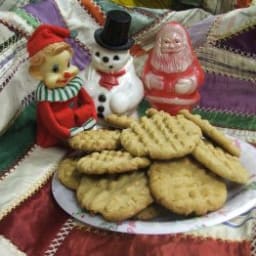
27,24,70,57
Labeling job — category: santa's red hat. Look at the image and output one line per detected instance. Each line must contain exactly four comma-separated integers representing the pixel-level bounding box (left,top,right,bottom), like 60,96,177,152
27,24,70,57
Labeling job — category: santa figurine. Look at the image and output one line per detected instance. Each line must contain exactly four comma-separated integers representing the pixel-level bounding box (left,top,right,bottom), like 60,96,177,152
27,24,96,148
142,21,205,115
84,10,144,119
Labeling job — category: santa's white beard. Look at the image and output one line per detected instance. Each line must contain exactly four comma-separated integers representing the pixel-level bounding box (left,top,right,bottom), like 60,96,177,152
150,49,193,73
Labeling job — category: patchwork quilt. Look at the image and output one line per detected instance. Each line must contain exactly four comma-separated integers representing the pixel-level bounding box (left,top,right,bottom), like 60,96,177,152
0,1,255,255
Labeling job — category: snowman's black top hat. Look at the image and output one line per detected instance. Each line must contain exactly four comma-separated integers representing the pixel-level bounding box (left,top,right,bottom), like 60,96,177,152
94,10,134,51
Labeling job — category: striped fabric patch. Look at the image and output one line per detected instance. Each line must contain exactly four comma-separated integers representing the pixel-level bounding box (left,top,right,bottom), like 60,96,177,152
0,34,22,54
13,7,40,28
36,76,83,102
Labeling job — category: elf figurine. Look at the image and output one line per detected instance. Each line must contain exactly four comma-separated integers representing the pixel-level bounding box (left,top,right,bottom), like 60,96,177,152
27,24,96,148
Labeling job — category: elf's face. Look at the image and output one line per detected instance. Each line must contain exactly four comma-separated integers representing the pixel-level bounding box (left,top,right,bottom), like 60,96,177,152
39,50,79,89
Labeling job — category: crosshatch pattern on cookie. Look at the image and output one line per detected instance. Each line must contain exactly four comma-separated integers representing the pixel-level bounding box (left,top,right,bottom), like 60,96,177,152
120,109,202,160
76,172,153,222
68,129,121,152
149,157,227,216
192,139,249,184
179,109,240,157
77,150,151,174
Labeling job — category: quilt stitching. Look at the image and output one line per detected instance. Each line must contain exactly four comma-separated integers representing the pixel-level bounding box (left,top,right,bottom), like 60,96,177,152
0,55,27,93
0,34,22,54
213,23,256,58
0,19,28,38
0,144,36,181
197,49,256,83
13,7,40,28
53,0,91,55
79,0,105,26
44,218,76,256
0,163,58,221
193,107,256,132
131,10,171,49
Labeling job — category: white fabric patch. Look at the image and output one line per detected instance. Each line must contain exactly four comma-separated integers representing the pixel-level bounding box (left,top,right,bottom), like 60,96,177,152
0,11,34,34
55,0,100,49
208,5,256,41
0,236,26,256
0,146,65,220
0,39,26,80
0,23,15,42
0,59,38,132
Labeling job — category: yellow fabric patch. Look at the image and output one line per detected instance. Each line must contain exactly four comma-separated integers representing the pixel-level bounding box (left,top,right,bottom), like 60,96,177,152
112,0,170,8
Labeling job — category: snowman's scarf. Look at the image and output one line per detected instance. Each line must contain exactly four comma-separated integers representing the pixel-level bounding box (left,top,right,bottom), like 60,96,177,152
97,69,126,90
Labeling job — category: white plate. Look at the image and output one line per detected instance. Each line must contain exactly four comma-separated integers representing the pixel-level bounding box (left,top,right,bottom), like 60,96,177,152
52,138,256,234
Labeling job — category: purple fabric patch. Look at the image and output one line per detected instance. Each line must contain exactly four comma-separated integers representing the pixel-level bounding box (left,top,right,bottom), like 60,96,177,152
24,0,91,70
215,25,256,56
188,15,214,49
24,0,66,27
199,73,256,115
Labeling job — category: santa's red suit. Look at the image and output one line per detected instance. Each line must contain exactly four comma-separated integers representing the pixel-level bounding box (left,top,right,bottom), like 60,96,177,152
143,53,205,115
36,76,96,147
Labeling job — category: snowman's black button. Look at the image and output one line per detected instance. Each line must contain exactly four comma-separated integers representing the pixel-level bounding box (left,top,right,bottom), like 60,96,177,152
97,113,104,118
97,105,105,113
98,94,106,102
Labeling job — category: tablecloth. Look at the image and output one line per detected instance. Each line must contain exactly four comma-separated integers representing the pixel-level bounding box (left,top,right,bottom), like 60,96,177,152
0,1,255,255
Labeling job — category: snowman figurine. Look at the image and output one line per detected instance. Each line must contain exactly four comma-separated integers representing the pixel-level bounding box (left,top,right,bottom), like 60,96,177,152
84,10,144,119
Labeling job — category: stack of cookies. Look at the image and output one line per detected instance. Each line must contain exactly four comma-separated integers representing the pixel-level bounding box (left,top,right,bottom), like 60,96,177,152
57,109,249,222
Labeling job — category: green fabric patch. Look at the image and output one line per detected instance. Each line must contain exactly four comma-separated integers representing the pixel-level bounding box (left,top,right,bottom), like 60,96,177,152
95,0,157,35
0,103,36,171
138,98,151,117
13,7,40,28
193,108,256,130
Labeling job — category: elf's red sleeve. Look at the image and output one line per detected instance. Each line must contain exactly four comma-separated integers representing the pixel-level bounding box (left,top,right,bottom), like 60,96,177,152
75,88,97,124
37,101,70,139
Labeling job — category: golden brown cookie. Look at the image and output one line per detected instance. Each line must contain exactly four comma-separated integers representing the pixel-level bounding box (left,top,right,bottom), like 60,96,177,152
120,109,202,160
105,114,135,129
149,158,227,216
68,129,121,152
179,109,240,157
57,158,81,190
192,139,249,184
76,172,153,222
77,150,150,175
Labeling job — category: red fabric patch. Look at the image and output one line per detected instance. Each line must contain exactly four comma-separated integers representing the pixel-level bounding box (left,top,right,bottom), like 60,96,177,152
0,178,252,256
55,228,251,256
236,0,252,8
0,178,70,256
